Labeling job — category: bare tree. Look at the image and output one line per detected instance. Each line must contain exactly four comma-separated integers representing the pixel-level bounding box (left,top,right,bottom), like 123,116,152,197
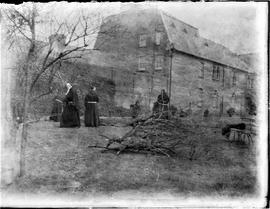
2,2,123,176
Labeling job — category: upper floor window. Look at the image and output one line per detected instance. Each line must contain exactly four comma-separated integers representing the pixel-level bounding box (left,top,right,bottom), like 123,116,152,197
155,32,162,45
247,75,254,89
139,34,147,47
232,72,237,86
213,90,219,109
155,55,163,70
199,62,204,79
138,56,146,72
212,65,220,81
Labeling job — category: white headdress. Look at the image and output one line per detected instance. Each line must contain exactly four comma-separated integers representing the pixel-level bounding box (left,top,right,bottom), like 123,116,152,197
65,83,72,95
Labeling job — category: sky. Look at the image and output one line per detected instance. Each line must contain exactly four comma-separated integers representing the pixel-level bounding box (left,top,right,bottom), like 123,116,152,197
157,2,263,54
12,2,267,55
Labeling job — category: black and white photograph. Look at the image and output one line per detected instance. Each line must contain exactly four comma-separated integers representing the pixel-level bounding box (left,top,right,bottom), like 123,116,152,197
0,2,268,208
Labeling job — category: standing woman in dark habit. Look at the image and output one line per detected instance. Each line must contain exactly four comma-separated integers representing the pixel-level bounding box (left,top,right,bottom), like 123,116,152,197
84,86,99,127
60,83,81,128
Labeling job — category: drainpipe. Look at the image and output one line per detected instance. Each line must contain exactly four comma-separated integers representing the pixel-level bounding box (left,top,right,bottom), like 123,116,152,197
168,43,174,118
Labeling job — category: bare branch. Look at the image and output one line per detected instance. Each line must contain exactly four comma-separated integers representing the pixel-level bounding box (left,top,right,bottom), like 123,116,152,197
29,45,85,92
30,89,53,104
5,12,32,42
13,9,31,26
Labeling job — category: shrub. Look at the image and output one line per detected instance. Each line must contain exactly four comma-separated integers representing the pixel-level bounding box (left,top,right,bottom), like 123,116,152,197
227,108,235,117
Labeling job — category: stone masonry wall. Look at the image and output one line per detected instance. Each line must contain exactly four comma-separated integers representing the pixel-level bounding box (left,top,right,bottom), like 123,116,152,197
171,52,248,117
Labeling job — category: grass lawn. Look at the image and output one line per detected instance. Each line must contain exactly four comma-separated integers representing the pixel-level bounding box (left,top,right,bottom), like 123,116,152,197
3,120,258,200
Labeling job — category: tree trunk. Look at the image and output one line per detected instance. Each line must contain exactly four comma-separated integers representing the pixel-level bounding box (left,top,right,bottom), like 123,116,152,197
19,43,35,177
19,65,31,177
19,5,36,176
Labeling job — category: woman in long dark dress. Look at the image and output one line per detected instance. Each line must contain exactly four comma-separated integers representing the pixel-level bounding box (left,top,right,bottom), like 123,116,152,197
84,86,99,127
60,83,81,128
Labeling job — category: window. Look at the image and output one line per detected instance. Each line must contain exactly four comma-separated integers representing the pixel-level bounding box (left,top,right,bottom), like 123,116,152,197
139,34,147,47
155,55,163,70
247,75,254,89
213,90,219,109
247,75,250,88
198,88,204,108
199,62,204,79
231,93,236,103
212,65,220,81
170,22,176,28
251,78,254,89
155,32,162,45
138,56,146,71
232,72,237,86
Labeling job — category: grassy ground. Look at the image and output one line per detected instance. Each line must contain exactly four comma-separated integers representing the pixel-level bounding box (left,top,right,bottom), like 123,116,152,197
3,120,257,198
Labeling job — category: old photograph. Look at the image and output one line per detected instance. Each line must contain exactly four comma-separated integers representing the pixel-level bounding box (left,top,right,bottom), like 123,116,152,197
0,2,268,208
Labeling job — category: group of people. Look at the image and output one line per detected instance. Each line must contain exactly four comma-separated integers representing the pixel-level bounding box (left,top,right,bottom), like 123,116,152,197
50,83,99,128
130,89,170,119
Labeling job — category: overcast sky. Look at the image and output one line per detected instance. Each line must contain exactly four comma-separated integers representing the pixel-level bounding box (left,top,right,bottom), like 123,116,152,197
34,2,266,55
157,2,264,54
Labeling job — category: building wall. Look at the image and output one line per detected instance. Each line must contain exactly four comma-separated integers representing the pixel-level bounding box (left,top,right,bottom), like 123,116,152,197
170,52,249,116
60,60,170,114
93,9,253,117
94,9,172,111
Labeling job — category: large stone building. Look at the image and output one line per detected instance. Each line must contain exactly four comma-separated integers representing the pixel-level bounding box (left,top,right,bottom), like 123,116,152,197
93,7,256,117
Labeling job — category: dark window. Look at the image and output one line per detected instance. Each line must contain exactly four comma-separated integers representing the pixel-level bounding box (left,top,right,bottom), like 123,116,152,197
232,72,237,86
170,22,176,28
247,75,254,89
212,65,220,81
199,63,204,79
198,88,204,108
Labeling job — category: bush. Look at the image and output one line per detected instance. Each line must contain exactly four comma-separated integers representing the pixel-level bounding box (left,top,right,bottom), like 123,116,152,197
227,108,235,117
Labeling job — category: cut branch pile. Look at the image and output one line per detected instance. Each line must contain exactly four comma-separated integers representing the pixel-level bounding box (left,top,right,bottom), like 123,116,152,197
88,113,197,157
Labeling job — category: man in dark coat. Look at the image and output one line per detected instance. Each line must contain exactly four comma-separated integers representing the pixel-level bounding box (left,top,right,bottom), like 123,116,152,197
49,89,63,122
60,83,81,128
84,86,99,127
156,89,170,119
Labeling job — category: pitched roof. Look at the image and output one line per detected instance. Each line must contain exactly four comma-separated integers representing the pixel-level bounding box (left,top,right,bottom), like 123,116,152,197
238,53,259,74
160,11,251,72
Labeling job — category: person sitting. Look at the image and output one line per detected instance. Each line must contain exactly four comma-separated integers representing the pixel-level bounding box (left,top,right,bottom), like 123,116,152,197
60,83,81,128
155,89,170,119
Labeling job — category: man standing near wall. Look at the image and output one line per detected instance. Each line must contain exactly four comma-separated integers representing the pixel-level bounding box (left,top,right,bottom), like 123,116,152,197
155,89,170,119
